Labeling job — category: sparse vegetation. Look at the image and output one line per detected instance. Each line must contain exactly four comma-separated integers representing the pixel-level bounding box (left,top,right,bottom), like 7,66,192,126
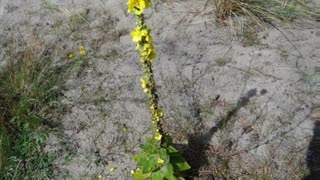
42,0,89,32
0,41,65,179
241,24,261,46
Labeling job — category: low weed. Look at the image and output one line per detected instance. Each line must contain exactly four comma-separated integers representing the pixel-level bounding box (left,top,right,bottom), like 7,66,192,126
1,125,56,179
42,0,89,32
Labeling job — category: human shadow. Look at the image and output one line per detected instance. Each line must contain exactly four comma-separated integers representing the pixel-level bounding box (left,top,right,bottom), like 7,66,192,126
181,88,258,178
304,120,320,180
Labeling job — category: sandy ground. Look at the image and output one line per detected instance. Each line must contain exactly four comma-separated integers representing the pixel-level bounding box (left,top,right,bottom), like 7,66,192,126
0,0,320,179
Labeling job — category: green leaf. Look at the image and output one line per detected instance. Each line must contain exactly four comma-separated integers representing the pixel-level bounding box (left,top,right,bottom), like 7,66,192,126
170,154,191,172
140,142,155,154
133,153,148,166
158,148,169,163
163,164,177,180
151,170,165,180
161,136,173,147
0,127,10,170
167,145,179,153
166,146,191,172
142,158,153,173
143,154,160,173
133,168,150,180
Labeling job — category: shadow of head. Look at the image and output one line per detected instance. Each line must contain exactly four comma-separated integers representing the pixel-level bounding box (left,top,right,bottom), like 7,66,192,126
305,117,320,180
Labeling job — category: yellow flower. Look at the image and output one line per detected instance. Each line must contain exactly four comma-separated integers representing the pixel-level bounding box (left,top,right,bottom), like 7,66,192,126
127,0,152,15
153,109,163,121
131,28,142,42
154,133,162,141
69,53,75,59
136,44,141,51
141,43,157,61
150,104,155,110
140,78,147,88
141,29,152,42
157,158,164,165
147,51,157,61
130,170,135,175
97,175,103,179
79,45,86,55
110,167,115,173
130,28,152,43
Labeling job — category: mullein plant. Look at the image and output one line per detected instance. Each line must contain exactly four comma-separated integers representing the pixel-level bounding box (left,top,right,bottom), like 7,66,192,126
127,0,191,179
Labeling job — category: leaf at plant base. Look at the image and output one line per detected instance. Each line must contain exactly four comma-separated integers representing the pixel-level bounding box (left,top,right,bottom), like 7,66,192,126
158,148,169,163
133,168,151,180
151,170,165,180
166,146,191,172
161,136,173,147
143,154,159,173
134,154,154,173
140,142,155,154
170,154,191,172
163,164,178,180
167,145,179,153
133,153,148,166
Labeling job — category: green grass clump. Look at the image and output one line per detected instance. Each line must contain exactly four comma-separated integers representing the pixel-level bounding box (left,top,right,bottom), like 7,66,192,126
1,125,56,179
0,45,63,179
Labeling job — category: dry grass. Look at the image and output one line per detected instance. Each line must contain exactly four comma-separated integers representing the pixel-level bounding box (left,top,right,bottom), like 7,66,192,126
213,0,320,27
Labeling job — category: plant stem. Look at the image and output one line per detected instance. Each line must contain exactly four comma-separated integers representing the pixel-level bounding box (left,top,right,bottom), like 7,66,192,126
136,14,165,144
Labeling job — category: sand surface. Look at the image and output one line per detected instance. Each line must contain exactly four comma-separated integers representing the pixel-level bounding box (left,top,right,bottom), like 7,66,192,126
0,0,320,179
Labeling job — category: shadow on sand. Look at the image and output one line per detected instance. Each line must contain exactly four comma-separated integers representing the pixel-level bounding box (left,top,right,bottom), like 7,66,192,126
179,88,258,178
304,116,320,180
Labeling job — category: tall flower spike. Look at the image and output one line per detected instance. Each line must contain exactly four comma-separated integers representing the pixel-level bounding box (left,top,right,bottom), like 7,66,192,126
128,0,191,178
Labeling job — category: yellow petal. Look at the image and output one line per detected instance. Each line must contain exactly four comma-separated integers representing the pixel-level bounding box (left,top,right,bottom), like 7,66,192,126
136,44,143,51
145,0,152,8
130,28,142,42
156,109,163,118
79,45,86,55
140,78,147,88
147,51,157,61
141,43,155,58
157,158,164,165
150,104,155,110
69,53,75,59
127,0,150,15
141,29,153,42
141,29,148,36
154,133,162,141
